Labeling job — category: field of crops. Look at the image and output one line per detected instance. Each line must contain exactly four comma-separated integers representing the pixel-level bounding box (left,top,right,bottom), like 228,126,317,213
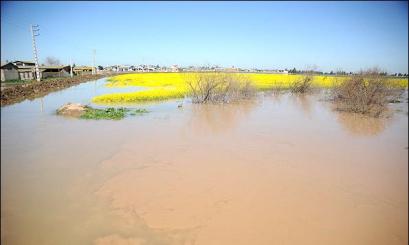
92,73,408,104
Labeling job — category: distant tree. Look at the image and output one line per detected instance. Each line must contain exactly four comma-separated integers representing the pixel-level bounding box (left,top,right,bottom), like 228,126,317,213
329,71,334,75
45,56,61,66
289,68,297,74
336,70,347,75
398,73,402,76
98,65,104,70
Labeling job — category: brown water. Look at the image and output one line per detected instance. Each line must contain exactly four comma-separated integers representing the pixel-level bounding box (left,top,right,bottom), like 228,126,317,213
1,80,408,245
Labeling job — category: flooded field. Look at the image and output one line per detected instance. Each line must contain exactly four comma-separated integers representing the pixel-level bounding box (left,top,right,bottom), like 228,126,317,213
1,78,408,245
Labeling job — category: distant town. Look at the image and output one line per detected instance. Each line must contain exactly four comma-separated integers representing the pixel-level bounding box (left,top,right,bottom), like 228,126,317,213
1,59,408,82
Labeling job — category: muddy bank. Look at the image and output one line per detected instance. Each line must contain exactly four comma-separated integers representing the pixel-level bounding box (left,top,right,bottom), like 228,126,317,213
0,74,106,106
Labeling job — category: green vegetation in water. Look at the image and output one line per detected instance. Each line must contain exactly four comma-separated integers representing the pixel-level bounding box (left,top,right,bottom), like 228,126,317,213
80,107,149,120
80,107,128,120
129,108,149,116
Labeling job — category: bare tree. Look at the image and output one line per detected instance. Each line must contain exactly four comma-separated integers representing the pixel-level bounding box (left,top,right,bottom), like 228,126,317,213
45,56,61,66
332,68,399,117
290,75,313,93
184,73,255,103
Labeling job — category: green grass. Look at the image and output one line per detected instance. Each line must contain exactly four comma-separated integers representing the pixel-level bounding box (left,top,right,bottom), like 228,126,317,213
2,79,32,84
79,107,149,120
129,108,149,116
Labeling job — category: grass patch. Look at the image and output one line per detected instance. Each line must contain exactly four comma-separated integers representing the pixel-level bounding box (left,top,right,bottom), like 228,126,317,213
80,107,149,120
80,107,129,120
129,108,149,116
1,79,32,85
3,79,30,83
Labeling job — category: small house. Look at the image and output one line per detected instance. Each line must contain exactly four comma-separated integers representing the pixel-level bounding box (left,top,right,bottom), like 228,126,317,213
1,63,20,81
39,66,71,79
171,65,181,72
1,62,36,81
73,66,93,76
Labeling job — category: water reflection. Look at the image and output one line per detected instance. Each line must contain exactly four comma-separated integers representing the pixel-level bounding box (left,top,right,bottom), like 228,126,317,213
289,93,314,118
269,91,285,104
40,97,44,113
186,100,257,135
335,111,390,136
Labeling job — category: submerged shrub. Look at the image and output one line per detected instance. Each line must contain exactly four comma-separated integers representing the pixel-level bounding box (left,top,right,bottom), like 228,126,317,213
290,75,313,93
332,68,399,117
184,73,256,103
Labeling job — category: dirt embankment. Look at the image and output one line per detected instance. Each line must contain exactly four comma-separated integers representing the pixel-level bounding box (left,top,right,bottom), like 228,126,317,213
1,74,106,106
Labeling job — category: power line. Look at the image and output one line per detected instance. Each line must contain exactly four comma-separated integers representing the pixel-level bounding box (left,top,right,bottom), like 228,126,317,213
92,49,96,74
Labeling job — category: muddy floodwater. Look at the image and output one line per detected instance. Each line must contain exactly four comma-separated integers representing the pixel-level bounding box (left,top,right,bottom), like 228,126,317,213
1,78,408,245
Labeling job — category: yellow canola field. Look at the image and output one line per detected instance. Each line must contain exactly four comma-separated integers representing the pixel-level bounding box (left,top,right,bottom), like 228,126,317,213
92,73,408,104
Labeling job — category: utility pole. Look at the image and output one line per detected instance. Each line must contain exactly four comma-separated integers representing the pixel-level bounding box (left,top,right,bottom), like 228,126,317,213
92,49,96,75
69,56,73,77
31,24,41,82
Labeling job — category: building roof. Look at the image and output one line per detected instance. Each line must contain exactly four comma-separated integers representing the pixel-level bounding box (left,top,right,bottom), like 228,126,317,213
16,66,34,71
0,63,33,71
73,66,93,70
1,63,17,69
1,63,71,72
39,65,69,69
12,61,36,66
13,60,35,63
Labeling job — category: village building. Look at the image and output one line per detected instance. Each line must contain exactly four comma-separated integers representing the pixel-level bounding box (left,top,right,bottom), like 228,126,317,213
1,61,36,81
1,60,73,81
171,65,181,72
134,65,145,72
39,66,71,79
73,66,93,76
223,67,240,73
117,65,132,72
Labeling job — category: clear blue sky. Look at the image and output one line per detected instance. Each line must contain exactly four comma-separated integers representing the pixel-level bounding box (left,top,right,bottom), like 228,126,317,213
1,1,408,73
